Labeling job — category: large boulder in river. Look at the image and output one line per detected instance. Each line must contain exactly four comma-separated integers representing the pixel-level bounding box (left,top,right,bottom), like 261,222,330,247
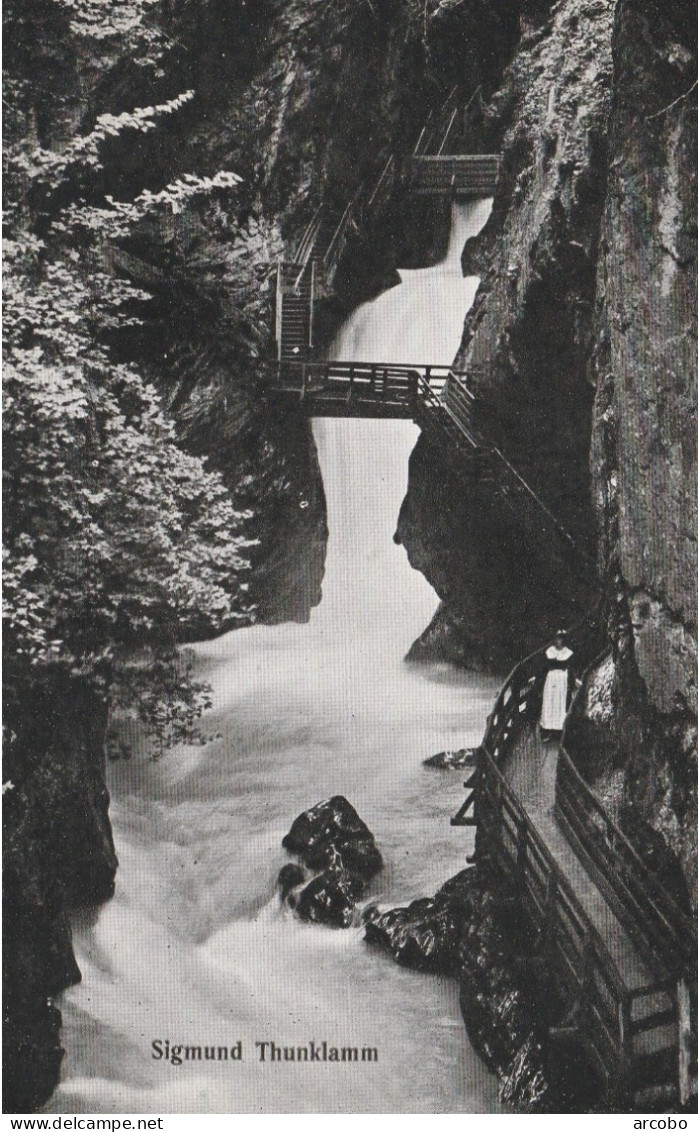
280,797,383,929
294,869,364,929
364,869,475,973
282,795,383,880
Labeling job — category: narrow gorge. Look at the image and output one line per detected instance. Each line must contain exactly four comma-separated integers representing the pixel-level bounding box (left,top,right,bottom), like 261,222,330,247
3,0,696,1115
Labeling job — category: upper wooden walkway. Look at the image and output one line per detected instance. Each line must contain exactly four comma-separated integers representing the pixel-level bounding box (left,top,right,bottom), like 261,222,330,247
453,637,698,1110
406,154,499,197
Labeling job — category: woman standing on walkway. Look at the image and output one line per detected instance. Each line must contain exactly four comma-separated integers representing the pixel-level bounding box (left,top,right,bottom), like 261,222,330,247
539,630,574,741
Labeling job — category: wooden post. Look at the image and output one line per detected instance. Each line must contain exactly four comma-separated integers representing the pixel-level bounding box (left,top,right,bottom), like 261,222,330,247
614,992,633,1108
541,871,557,953
276,263,283,361
516,815,528,888
309,259,315,349
408,370,418,408
677,978,692,1106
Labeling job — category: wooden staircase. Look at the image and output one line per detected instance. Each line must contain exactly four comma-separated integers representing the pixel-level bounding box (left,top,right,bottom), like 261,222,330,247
276,262,315,362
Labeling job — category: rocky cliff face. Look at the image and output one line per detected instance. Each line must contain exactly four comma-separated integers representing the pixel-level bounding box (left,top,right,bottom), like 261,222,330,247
399,0,613,664
3,675,117,1112
398,0,696,897
574,0,697,905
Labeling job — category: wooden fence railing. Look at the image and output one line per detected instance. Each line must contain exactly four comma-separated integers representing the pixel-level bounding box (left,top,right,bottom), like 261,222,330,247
457,628,697,1104
440,375,594,571
274,361,455,396
477,742,691,1106
556,747,698,979
407,154,500,196
450,626,602,828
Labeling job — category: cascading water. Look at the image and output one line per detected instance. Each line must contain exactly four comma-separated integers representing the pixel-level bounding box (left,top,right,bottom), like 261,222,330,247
52,200,501,1114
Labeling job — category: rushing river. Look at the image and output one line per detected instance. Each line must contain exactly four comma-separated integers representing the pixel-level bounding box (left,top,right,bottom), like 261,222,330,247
53,200,501,1114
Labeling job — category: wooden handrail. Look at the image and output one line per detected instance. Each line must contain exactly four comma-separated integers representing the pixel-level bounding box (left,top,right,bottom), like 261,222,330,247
294,204,323,269
556,746,698,974
480,617,605,762
477,742,687,1102
437,106,459,156
323,186,364,276
367,155,396,208
276,360,468,381
488,442,583,556
479,743,629,1000
471,626,696,1103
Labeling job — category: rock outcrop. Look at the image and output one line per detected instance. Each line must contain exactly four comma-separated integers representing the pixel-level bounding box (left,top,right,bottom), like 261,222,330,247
423,748,477,770
280,796,383,928
365,865,601,1111
282,795,384,879
3,675,117,1112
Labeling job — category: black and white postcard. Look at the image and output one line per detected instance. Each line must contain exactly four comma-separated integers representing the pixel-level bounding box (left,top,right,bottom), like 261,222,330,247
3,0,697,1117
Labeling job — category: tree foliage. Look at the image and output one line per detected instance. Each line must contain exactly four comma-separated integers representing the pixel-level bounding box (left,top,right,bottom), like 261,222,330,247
3,0,256,750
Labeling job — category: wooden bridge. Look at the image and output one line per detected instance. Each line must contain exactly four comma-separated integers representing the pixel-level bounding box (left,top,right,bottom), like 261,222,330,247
270,360,450,417
453,635,698,1110
406,154,499,197
270,360,592,573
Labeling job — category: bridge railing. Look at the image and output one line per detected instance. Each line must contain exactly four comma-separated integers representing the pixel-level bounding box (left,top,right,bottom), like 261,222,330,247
556,744,698,979
464,628,696,1102
412,373,470,449
477,741,679,1103
407,154,500,195
274,360,457,392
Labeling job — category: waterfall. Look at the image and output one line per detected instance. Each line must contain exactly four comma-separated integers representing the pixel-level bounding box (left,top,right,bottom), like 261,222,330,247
51,199,500,1115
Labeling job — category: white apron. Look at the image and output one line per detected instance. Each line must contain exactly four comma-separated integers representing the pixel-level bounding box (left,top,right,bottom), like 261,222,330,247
540,645,573,731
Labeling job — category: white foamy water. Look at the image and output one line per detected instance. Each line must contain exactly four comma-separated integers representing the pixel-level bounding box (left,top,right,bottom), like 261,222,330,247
52,201,500,1114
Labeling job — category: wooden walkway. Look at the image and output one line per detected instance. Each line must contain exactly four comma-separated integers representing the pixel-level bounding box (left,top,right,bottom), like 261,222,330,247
454,637,698,1109
406,154,499,197
270,361,592,576
270,361,450,417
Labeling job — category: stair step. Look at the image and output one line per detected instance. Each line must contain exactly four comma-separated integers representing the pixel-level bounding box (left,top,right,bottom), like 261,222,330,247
631,1046,678,1089
633,1084,679,1110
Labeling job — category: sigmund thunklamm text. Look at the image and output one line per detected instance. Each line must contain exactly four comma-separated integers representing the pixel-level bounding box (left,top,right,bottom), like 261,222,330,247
151,1039,379,1065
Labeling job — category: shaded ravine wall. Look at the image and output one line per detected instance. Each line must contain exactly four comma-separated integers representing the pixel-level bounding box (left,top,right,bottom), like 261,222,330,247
399,0,697,904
